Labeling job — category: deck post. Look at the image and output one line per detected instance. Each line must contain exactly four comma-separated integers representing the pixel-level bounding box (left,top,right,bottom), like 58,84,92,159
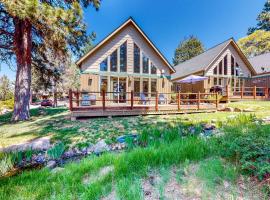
76,89,79,107
265,87,268,98
155,91,158,111
69,89,73,111
226,85,230,102
102,90,106,111
178,92,181,111
197,92,200,110
131,90,134,110
215,92,218,109
253,86,256,99
241,86,244,99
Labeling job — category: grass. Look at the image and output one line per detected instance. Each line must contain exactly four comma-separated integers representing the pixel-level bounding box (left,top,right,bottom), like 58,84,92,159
0,101,270,199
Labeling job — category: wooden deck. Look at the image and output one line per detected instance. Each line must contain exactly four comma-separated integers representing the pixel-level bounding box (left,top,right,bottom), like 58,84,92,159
69,90,219,119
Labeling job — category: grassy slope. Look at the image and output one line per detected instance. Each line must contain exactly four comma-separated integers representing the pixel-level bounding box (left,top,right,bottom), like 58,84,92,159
1,101,270,148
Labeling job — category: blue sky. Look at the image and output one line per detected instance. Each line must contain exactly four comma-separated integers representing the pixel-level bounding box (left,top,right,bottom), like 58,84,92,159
0,0,266,80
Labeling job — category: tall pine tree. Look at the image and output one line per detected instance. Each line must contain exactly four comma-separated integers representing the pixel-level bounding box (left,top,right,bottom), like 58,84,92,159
248,0,270,34
0,0,100,121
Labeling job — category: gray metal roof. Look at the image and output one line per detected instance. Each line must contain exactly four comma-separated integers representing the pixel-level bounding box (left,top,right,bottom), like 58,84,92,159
172,39,232,80
248,53,270,74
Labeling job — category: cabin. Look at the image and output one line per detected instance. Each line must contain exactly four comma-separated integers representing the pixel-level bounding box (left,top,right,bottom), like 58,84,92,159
76,17,175,107
170,39,269,100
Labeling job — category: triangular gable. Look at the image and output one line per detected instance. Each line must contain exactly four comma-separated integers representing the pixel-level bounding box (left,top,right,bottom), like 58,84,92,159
172,38,256,80
76,17,175,73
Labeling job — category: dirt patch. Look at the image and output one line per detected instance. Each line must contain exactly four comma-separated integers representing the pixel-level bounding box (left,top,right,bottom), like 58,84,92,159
82,165,114,185
142,172,162,200
164,177,186,199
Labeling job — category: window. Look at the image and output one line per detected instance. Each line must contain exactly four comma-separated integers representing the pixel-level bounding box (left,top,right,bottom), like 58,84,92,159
213,66,217,75
134,79,140,97
219,78,222,85
151,79,157,97
143,53,149,74
235,63,239,76
100,58,108,71
143,79,149,96
134,43,140,73
151,62,157,74
88,79,92,86
120,42,127,72
224,55,227,75
231,56,235,76
100,76,108,94
110,50,117,72
214,77,217,85
218,61,222,75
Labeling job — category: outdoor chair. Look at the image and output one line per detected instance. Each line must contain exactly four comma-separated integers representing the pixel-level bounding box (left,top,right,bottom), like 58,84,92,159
140,93,148,105
158,93,167,104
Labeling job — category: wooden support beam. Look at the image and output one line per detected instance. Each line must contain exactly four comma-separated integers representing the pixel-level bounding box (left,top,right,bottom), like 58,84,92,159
197,92,200,110
76,90,79,107
131,90,134,110
155,91,158,111
215,92,218,109
178,92,181,111
69,89,73,111
253,86,256,99
102,90,106,111
265,87,269,98
241,86,244,99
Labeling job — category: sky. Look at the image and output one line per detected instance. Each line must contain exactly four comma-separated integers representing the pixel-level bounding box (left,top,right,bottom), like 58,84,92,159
0,0,266,80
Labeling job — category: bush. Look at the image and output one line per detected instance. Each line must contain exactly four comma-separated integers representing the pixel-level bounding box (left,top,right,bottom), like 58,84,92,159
0,153,14,177
220,114,270,181
0,98,14,110
47,142,65,160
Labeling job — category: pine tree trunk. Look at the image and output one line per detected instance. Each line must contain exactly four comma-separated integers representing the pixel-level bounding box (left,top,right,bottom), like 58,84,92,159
12,18,32,122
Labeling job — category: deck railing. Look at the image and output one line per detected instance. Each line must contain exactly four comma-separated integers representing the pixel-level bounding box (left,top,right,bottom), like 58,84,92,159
69,90,219,112
226,85,269,100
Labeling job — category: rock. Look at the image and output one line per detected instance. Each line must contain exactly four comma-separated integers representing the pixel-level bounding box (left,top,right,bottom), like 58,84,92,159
33,153,46,164
223,180,230,189
234,107,242,112
223,107,234,112
46,160,57,169
202,124,216,130
0,136,51,153
116,134,138,143
211,119,217,123
93,140,110,155
51,167,64,173
188,126,196,134
243,108,254,112
63,149,75,158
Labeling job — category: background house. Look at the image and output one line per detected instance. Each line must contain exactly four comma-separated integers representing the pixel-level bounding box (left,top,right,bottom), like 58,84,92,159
171,39,256,94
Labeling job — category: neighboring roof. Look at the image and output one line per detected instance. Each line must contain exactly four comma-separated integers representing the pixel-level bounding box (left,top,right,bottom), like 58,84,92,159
248,53,270,74
171,38,256,80
76,17,175,73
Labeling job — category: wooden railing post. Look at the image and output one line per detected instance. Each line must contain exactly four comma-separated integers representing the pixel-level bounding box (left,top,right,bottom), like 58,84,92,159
76,89,79,107
69,89,73,111
102,90,106,111
265,87,268,99
197,92,200,110
226,85,230,102
241,86,244,99
177,92,181,111
131,90,134,110
215,92,218,109
253,86,256,99
155,91,158,111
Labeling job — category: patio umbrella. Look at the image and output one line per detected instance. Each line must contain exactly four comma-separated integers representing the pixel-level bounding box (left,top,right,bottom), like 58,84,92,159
176,75,208,92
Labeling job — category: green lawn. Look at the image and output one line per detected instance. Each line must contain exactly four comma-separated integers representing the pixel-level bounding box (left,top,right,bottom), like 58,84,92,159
0,101,270,199
1,101,270,148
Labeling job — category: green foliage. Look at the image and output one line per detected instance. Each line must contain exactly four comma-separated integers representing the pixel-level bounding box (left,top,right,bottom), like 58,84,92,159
0,98,14,110
220,114,270,181
173,35,204,65
0,153,14,176
238,30,270,57
47,142,65,160
248,0,270,34
0,75,13,101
